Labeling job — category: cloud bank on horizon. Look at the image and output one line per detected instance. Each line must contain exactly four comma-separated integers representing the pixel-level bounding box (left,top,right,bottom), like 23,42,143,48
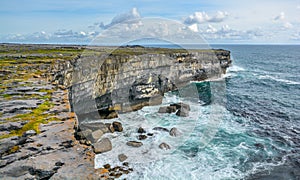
0,0,299,44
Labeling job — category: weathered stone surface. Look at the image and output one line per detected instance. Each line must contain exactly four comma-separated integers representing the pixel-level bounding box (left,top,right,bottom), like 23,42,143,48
23,130,37,137
93,138,112,153
112,121,123,132
90,130,104,143
159,142,171,150
0,99,42,114
67,47,231,121
80,122,109,132
118,154,128,162
176,109,189,117
0,121,27,131
126,141,143,147
169,127,182,137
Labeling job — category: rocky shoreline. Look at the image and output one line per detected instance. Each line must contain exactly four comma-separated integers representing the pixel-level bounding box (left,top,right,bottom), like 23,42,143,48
0,44,112,179
0,43,231,179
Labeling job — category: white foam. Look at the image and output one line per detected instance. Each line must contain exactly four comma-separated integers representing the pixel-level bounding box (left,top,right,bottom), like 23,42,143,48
258,75,300,85
228,65,245,72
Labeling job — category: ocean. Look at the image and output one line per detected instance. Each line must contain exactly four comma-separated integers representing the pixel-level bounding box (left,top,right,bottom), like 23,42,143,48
94,45,300,179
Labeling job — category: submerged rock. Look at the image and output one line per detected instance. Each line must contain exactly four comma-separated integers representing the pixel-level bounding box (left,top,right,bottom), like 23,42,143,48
126,141,143,147
153,127,169,132
159,142,171,150
137,127,146,133
118,154,128,162
93,138,112,154
169,127,182,137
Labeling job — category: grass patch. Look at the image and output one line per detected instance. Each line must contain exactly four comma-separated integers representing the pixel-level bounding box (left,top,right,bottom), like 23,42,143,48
0,100,59,139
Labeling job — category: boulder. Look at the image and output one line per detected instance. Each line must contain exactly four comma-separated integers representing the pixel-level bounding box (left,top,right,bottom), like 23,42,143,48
158,106,177,113
112,121,123,132
138,135,147,140
126,141,143,147
159,142,171,150
93,138,112,154
105,123,115,133
171,102,190,111
137,127,146,133
80,122,109,133
175,109,189,117
169,127,182,137
76,129,92,140
118,154,128,162
90,130,104,143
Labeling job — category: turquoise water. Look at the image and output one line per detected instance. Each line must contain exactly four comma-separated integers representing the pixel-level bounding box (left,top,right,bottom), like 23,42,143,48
95,45,300,179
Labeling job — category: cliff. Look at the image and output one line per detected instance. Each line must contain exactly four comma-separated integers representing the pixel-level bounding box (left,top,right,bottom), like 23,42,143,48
52,46,231,120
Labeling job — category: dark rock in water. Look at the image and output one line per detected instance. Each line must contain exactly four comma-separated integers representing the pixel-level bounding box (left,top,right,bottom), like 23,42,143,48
118,154,128,162
93,138,112,153
122,162,129,167
153,127,169,132
138,135,147,140
169,127,182,137
104,164,111,169
126,141,143,147
105,123,115,133
254,143,264,149
176,109,189,117
159,142,171,150
147,133,154,136
137,127,146,133
171,102,190,111
112,121,123,132
23,130,37,137
158,106,177,113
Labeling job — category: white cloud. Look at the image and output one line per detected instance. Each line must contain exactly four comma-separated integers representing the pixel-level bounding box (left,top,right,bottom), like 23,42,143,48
100,8,141,29
282,22,293,29
291,32,300,40
206,24,217,33
188,24,199,32
184,11,228,24
273,12,285,21
200,24,264,41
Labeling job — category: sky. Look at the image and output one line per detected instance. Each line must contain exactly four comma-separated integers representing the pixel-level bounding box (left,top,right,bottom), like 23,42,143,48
0,0,300,44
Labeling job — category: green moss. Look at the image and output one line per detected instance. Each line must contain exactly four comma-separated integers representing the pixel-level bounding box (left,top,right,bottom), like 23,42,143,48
0,100,59,139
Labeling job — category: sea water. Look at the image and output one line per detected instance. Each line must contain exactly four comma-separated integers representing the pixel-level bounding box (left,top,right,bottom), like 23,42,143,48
95,45,300,179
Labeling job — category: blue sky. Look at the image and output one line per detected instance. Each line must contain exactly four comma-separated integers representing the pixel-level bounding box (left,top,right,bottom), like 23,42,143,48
1,0,300,44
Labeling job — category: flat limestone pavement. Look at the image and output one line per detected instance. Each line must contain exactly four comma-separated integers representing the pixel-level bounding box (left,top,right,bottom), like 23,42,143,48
0,44,103,179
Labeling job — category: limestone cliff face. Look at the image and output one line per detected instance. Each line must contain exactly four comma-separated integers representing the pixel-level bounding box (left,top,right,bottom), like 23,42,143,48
51,47,231,120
